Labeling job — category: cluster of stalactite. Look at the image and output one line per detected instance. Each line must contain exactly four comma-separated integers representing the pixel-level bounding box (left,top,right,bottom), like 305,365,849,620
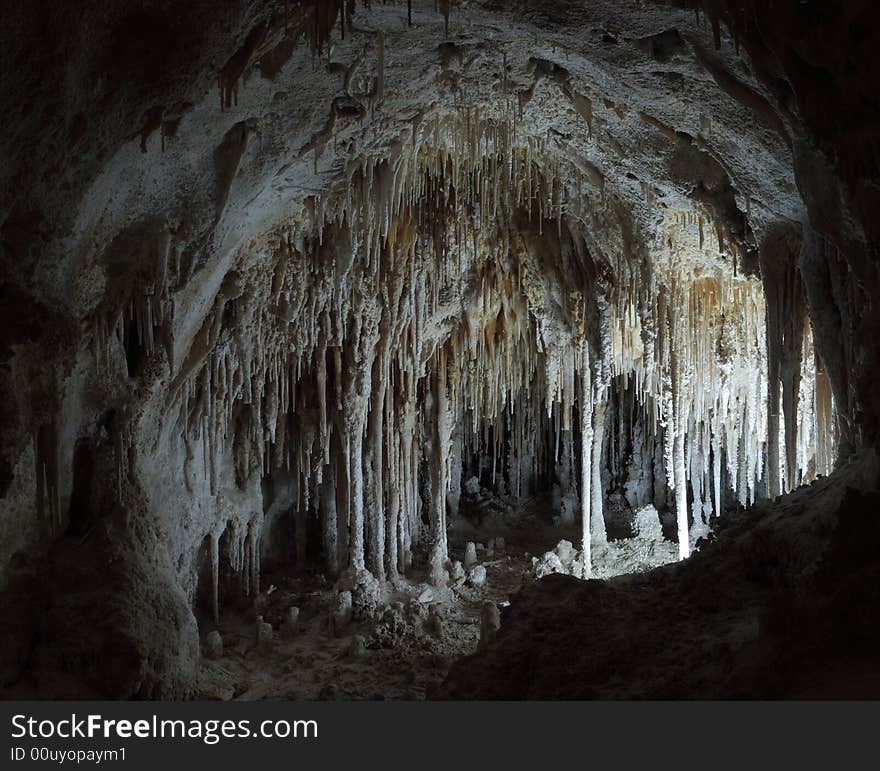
79,110,839,615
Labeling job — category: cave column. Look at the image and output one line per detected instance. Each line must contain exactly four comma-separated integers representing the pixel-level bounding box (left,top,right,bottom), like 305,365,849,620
346,414,367,573
385,419,400,582
342,308,380,575
427,348,451,586
579,335,594,576
364,352,387,582
673,413,689,559
781,271,806,493
590,387,609,550
661,290,689,560
760,226,807,499
399,377,418,574
320,462,339,576
766,328,782,500
589,291,612,553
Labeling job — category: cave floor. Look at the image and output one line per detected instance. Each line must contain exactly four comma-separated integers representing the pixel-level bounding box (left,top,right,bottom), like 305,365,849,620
193,493,681,701
194,525,554,701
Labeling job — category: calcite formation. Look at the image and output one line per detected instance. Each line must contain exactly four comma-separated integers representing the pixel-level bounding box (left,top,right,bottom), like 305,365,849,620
1,0,873,698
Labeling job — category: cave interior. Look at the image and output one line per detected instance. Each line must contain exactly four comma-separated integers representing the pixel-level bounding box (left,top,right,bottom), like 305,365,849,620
1,0,879,700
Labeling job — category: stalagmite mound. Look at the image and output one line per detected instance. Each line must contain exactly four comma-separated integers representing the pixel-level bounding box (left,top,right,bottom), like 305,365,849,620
1,0,877,699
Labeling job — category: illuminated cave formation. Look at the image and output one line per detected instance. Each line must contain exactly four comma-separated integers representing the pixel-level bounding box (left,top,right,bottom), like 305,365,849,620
1,0,877,699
